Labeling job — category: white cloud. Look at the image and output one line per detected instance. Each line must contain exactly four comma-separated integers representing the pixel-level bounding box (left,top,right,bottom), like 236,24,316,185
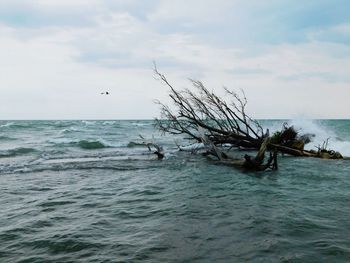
0,1,349,119
0,24,166,119
148,0,239,24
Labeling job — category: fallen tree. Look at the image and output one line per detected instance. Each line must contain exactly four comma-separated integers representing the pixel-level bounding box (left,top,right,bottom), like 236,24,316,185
153,67,344,171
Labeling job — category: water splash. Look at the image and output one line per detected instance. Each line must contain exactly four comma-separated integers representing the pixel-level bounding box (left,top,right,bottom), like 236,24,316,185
288,119,350,156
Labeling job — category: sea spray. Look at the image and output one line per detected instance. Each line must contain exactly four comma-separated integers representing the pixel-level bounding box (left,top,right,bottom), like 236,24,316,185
288,119,350,156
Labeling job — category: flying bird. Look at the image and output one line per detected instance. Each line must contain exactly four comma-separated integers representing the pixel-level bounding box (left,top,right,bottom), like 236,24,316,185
101,91,110,95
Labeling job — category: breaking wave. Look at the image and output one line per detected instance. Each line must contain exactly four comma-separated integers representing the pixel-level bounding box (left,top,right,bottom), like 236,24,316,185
48,139,112,150
280,119,350,157
59,127,79,134
75,140,108,150
0,122,33,129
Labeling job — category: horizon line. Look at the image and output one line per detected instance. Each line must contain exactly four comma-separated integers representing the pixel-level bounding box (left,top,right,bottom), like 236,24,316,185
1,118,350,121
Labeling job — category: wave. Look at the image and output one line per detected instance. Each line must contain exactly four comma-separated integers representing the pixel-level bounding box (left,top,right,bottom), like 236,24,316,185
0,135,16,141
59,127,79,134
283,119,350,157
102,121,117,125
81,120,96,126
130,122,153,127
0,147,36,158
0,157,160,175
0,122,33,129
52,121,75,128
75,140,109,150
0,122,15,128
127,141,146,148
47,137,124,149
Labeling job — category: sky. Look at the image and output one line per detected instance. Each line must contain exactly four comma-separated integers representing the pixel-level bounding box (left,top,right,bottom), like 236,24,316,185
0,0,350,119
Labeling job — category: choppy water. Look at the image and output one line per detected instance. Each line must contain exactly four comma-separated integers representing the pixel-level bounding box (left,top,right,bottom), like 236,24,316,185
1,120,350,262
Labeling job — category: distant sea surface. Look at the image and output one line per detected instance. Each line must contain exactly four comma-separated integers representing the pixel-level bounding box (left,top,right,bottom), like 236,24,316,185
1,120,350,262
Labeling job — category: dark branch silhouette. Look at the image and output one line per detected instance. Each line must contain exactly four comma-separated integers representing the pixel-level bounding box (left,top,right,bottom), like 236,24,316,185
152,66,343,171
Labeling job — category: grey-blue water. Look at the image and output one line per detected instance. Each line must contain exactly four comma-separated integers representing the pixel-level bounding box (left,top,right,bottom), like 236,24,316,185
1,120,350,262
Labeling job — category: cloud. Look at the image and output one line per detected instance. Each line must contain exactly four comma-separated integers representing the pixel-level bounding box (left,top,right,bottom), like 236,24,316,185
0,1,349,119
308,23,350,45
0,23,166,119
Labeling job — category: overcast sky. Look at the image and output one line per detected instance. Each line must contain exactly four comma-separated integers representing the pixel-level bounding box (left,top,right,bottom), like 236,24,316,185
0,0,349,119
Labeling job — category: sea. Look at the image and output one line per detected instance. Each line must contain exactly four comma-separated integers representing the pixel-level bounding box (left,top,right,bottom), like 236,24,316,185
0,119,350,263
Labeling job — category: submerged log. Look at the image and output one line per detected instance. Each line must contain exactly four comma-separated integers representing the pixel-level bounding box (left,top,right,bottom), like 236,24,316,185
203,136,278,171
242,138,278,171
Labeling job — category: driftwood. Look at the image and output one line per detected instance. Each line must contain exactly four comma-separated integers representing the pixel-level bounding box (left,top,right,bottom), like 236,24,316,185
154,65,264,148
152,66,345,171
197,127,277,171
154,67,343,156
130,135,165,159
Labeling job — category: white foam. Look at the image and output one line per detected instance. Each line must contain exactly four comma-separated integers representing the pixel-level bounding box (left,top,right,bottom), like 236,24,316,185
81,120,96,126
0,122,14,128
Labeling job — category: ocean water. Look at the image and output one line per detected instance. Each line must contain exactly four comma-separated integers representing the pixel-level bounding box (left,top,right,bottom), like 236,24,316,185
1,119,350,263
